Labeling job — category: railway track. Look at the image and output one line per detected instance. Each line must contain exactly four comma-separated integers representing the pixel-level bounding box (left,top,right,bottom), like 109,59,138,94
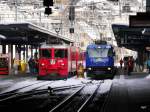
0,84,84,112
0,79,111,112
50,80,104,112
0,76,81,100
0,80,84,102
0,77,37,92
0,81,54,101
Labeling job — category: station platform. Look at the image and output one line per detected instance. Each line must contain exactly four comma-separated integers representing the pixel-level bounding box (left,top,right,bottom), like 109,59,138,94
102,71,150,112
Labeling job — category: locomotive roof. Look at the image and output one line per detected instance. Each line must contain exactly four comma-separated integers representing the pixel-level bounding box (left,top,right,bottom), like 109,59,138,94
87,44,112,49
40,44,69,49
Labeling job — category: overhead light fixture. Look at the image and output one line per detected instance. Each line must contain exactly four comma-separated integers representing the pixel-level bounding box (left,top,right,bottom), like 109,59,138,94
142,28,146,34
0,34,6,39
34,35,39,38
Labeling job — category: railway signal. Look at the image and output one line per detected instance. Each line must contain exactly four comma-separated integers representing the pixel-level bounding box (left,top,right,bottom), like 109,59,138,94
45,7,52,15
43,0,53,7
43,0,53,15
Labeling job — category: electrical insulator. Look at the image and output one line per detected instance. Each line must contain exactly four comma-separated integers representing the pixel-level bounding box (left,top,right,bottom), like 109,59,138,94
70,28,74,33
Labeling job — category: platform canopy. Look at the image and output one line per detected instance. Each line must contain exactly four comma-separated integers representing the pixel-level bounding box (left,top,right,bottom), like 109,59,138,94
112,24,150,50
0,22,73,45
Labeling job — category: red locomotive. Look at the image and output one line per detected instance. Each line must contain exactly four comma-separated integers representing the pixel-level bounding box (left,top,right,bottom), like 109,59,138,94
37,44,84,80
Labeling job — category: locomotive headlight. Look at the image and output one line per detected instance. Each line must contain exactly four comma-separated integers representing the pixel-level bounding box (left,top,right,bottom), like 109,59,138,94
41,63,45,66
88,68,92,70
108,67,111,70
61,63,64,66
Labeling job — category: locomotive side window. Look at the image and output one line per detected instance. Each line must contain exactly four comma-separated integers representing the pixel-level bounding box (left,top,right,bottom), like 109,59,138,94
40,49,51,58
107,48,113,57
55,49,68,58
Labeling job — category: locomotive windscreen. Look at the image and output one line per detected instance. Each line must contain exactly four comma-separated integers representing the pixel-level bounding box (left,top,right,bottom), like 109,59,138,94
40,49,51,58
87,48,113,58
0,58,8,67
54,49,68,58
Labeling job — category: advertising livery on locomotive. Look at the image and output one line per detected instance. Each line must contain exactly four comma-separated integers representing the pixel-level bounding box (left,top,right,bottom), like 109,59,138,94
85,41,116,78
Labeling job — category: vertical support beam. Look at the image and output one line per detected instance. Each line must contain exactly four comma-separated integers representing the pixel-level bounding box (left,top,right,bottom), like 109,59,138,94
137,48,145,72
26,45,28,62
26,45,29,73
18,45,21,73
18,45,21,61
8,45,12,75
23,45,25,61
11,44,13,69
31,45,33,57
2,45,6,54
146,0,150,12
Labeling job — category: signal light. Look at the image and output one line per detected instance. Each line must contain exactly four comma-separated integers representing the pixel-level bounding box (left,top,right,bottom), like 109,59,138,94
69,28,74,33
45,7,52,15
43,0,53,7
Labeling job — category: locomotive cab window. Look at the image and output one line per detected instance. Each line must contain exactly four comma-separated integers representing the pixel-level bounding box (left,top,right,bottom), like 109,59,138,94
40,49,51,58
55,49,68,58
0,58,8,67
87,48,109,58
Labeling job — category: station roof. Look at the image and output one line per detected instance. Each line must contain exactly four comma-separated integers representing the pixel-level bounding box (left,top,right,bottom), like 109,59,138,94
0,22,73,45
112,24,150,51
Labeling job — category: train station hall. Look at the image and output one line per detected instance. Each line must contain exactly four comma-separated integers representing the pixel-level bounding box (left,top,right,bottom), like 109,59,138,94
0,0,150,112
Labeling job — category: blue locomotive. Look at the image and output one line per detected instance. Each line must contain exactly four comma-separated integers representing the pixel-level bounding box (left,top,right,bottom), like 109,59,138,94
85,41,116,78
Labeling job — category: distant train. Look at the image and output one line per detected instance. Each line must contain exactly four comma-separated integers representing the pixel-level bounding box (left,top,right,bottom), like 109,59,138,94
85,41,116,78
37,44,84,80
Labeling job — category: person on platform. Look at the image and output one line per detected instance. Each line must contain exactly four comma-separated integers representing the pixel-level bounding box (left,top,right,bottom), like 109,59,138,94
28,56,35,74
119,58,123,69
147,57,150,73
127,57,134,75
77,63,84,78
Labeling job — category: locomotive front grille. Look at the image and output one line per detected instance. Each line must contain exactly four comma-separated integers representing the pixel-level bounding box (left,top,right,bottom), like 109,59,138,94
50,59,56,65
87,67,112,71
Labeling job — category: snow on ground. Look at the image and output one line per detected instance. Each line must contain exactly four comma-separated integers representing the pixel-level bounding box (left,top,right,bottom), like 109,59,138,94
99,80,112,94
0,80,14,86
0,79,43,94
17,81,53,93
37,77,95,90
0,75,113,94
146,74,150,79
81,84,99,94
37,77,83,90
